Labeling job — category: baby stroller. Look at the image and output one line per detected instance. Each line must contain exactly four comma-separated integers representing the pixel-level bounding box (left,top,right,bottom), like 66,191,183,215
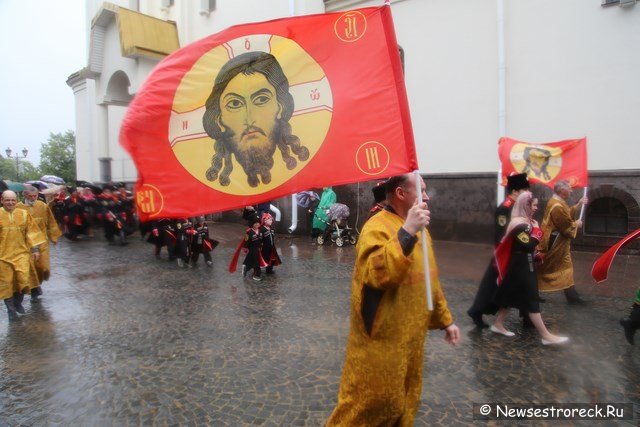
317,203,358,247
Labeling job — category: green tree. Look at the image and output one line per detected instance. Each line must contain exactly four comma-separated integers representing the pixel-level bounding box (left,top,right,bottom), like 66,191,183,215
0,158,14,181
0,158,39,182
39,130,76,183
19,161,40,181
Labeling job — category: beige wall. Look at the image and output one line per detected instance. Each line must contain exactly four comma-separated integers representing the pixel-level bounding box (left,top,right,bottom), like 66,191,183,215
506,0,640,171
328,0,640,173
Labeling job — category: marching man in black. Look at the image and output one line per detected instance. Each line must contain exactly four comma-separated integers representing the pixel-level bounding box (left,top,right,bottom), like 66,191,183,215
260,213,281,275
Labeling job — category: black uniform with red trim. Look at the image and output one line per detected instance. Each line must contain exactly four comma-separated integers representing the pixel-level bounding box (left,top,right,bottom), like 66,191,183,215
243,226,264,278
162,220,179,260
99,193,126,245
494,196,515,246
63,193,89,241
467,195,518,322
147,218,172,257
190,219,219,266
174,218,194,266
492,224,544,313
260,218,281,274
117,190,136,235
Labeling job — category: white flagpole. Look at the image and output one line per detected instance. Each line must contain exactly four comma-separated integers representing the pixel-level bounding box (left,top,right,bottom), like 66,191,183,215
414,171,433,311
578,187,588,220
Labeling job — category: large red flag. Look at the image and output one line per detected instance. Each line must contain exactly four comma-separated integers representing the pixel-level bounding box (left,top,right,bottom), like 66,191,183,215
498,137,588,188
120,6,416,221
591,228,640,283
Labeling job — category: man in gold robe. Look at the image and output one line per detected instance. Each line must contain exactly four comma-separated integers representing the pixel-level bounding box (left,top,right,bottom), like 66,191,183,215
327,174,460,426
17,185,62,302
537,180,588,304
0,190,46,321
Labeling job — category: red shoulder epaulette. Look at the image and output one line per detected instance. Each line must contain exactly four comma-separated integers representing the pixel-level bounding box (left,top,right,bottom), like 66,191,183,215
502,198,514,208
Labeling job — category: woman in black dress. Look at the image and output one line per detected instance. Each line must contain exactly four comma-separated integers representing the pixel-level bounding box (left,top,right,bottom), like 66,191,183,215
491,191,569,345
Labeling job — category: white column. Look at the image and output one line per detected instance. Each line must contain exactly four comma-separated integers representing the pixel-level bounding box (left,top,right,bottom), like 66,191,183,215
96,104,112,182
496,0,506,205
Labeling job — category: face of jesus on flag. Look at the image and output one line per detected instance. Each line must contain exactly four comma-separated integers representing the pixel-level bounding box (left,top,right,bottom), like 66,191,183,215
202,51,309,188
170,35,332,196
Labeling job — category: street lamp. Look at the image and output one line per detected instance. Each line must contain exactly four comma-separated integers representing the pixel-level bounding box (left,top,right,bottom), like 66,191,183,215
5,148,28,182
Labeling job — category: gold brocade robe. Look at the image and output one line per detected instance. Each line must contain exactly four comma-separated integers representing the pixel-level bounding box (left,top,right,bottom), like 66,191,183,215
0,208,46,299
17,201,62,285
537,196,579,292
327,209,453,427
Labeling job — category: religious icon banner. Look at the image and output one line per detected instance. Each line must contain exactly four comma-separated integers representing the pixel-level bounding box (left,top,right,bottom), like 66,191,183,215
498,137,588,189
120,5,416,221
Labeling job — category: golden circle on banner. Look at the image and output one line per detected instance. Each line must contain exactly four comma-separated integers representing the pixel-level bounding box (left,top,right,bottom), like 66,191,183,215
170,35,333,196
509,143,563,184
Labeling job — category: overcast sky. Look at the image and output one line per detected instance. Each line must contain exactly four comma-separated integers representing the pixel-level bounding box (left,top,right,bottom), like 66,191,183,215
0,0,86,167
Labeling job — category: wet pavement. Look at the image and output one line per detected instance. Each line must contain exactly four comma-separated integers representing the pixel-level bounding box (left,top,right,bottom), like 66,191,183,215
0,222,638,426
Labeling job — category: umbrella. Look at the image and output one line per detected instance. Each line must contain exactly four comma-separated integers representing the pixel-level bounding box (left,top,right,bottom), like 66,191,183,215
40,175,65,185
25,180,52,190
3,180,25,192
328,203,350,221
296,191,320,208
76,181,103,195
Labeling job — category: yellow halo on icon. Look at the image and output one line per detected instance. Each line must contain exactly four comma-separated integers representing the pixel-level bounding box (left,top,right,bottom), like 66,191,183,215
170,34,333,196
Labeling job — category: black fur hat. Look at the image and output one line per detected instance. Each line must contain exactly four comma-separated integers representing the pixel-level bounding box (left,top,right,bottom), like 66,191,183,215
372,180,388,203
506,173,529,192
247,213,260,227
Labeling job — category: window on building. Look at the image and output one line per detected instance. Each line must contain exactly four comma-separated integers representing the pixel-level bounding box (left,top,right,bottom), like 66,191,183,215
202,0,216,12
585,197,628,235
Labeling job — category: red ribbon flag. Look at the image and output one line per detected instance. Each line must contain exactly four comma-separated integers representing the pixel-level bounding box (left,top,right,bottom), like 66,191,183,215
120,6,416,221
591,228,640,283
498,137,588,188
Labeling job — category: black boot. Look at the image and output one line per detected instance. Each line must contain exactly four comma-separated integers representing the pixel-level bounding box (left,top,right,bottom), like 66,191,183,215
31,286,42,303
4,298,20,321
564,286,587,305
13,292,25,314
467,309,489,329
620,303,640,345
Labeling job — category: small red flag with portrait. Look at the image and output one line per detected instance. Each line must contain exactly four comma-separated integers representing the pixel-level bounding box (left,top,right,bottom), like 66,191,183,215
498,137,588,189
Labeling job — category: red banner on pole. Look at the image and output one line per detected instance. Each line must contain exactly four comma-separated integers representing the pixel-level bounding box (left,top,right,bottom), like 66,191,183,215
120,6,416,221
498,137,588,188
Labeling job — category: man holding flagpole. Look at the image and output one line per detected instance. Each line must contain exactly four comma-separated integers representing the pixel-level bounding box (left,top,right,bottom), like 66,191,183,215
537,180,588,304
327,174,459,426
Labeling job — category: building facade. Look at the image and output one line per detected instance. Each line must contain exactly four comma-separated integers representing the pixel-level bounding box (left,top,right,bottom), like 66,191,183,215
68,0,640,249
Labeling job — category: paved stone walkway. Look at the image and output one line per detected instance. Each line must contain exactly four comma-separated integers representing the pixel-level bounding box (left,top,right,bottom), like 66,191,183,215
0,223,638,425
